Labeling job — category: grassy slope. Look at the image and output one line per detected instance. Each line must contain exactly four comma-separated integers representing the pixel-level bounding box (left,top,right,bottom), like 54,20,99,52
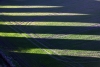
0,20,100,67
0,0,100,67
0,22,67,67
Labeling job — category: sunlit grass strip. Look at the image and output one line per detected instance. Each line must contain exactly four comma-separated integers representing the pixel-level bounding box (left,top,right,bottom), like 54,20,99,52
30,21,98,26
0,22,8,25
0,12,89,16
0,32,29,38
0,5,63,8
33,34,100,41
13,48,53,54
56,49,100,58
1,21,98,26
13,48,100,58
0,32,100,41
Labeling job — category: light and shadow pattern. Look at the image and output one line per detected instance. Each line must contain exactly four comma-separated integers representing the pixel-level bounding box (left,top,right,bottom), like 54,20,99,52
0,0,100,67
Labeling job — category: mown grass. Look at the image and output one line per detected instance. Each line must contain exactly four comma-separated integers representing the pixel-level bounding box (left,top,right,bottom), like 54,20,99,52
0,0,100,66
0,20,99,67
0,21,69,67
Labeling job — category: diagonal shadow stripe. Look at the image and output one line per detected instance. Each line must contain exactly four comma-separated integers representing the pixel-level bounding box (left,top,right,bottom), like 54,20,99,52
0,25,100,35
0,36,100,51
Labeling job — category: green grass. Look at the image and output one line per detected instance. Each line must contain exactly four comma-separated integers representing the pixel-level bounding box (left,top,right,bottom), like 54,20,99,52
0,1,100,66
0,20,100,67
0,5,63,8
0,22,69,67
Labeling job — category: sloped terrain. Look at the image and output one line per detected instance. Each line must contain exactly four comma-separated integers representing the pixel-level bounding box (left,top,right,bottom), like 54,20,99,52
0,0,100,67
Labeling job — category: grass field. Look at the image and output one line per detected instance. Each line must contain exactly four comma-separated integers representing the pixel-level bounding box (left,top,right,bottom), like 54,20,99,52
0,0,100,67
